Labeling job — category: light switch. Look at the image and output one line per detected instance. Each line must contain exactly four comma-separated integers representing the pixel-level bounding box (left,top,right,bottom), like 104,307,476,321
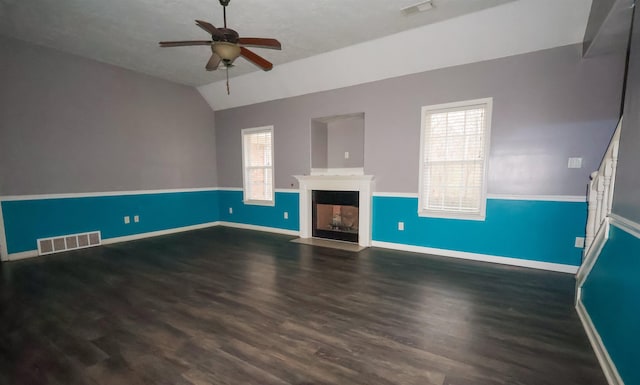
344,151,350,159
134,215,139,223
575,237,585,248
398,222,405,231
124,216,130,224
568,157,582,169
284,212,289,219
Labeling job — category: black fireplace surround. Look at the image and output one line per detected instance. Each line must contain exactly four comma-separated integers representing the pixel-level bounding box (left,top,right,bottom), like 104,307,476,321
312,190,359,243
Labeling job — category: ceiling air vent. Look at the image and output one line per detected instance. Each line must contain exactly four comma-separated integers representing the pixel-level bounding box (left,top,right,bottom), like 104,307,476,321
37,231,102,256
401,1,434,16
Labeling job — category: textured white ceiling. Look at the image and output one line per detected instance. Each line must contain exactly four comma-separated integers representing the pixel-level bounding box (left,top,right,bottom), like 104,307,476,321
0,0,514,86
199,0,593,110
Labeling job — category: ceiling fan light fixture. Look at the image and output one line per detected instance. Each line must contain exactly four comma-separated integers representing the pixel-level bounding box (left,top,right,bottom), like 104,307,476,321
212,42,241,62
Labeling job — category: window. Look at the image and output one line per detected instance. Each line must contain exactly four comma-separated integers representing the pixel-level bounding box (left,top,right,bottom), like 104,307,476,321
242,126,274,205
418,98,492,220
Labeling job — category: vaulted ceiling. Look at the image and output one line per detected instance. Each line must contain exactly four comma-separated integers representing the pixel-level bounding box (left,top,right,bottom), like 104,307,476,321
0,0,515,86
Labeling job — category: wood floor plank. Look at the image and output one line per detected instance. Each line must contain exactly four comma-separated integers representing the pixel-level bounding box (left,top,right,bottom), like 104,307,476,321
0,227,606,385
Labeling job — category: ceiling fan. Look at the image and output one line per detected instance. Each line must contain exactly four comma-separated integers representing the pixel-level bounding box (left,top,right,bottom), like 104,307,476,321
159,0,282,93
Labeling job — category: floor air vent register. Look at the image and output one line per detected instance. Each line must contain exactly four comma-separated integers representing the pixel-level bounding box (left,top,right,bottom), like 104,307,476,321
37,231,102,256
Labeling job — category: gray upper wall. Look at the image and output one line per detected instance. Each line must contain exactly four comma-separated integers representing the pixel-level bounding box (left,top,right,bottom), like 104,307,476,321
613,3,640,223
326,117,365,169
215,43,625,195
0,36,217,196
583,0,617,55
583,0,634,58
311,120,328,169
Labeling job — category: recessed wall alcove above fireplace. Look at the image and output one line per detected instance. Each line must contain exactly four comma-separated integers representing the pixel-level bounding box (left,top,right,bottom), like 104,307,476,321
294,174,374,248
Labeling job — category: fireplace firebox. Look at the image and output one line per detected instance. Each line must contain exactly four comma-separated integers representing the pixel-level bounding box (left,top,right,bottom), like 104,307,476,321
312,190,359,243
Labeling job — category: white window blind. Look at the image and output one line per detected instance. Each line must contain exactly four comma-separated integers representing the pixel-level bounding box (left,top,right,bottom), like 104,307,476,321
242,126,274,204
419,99,492,220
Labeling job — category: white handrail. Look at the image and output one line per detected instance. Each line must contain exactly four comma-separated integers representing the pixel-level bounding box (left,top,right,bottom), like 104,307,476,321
584,118,621,257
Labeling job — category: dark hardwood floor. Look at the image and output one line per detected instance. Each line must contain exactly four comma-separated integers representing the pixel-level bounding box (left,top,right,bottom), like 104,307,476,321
0,227,606,385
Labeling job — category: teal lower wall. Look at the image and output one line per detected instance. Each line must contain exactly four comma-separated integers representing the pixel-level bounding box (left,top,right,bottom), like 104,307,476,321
218,190,299,231
1,190,220,254
2,190,584,269
372,196,586,266
582,224,640,385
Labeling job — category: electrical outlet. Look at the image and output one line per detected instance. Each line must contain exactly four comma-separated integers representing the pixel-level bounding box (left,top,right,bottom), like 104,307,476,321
344,151,350,159
229,207,233,214
398,221,405,231
124,216,130,224
284,212,288,219
134,215,139,223
575,237,585,248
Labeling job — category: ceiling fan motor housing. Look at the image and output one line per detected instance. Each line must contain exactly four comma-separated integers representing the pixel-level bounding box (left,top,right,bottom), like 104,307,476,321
159,0,280,77
215,28,239,43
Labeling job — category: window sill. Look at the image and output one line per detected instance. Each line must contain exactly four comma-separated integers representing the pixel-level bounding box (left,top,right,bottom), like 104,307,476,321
417,210,486,222
243,199,275,207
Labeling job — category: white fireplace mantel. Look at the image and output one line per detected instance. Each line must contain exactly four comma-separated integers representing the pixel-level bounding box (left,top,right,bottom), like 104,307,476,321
294,174,375,247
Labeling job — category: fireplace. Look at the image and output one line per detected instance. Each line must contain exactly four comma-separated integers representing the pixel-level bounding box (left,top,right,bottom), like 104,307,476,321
312,190,359,243
294,174,374,247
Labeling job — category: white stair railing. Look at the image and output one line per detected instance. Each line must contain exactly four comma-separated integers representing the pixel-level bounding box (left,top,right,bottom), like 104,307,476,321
584,119,621,256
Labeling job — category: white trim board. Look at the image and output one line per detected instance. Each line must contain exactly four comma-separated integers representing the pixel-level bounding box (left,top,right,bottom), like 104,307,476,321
373,192,419,198
310,168,365,176
217,187,299,193
275,188,300,194
0,201,8,261
576,299,624,385
0,189,585,203
371,240,578,274
576,218,610,288
610,213,640,239
487,194,586,203
217,221,299,237
372,192,586,202
0,187,219,202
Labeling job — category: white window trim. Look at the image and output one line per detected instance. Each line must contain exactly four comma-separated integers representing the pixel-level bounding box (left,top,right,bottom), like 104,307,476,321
241,125,275,206
418,97,493,221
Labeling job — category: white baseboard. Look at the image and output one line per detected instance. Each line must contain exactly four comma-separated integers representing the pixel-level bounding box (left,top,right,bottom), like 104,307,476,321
371,240,579,273
576,299,624,385
218,221,299,236
4,222,221,261
6,250,39,261
2,221,299,262
101,221,221,245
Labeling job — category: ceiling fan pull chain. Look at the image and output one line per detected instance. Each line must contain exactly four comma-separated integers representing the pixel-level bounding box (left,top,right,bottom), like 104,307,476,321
226,67,230,95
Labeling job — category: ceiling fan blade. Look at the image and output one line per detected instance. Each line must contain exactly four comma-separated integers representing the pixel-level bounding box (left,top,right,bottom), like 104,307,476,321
206,53,222,71
159,40,212,47
240,47,273,71
195,20,225,40
238,37,282,50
